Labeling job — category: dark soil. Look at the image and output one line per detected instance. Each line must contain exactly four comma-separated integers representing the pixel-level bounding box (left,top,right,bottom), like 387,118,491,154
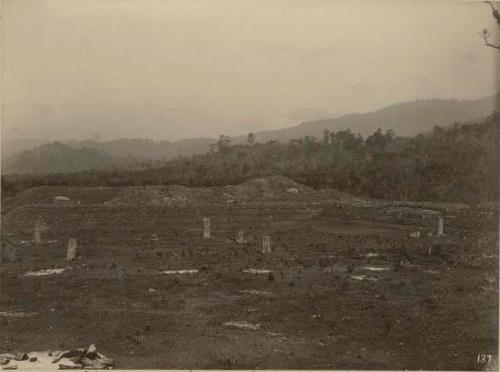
0,186,498,370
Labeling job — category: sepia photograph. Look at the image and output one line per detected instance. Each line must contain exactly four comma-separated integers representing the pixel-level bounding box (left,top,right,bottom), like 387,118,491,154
0,0,499,370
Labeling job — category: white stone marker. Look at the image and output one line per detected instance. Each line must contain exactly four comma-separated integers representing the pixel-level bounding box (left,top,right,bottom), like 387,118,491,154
237,230,244,243
66,239,77,260
262,235,271,254
409,231,420,239
203,217,211,238
34,220,49,244
437,216,444,236
34,221,43,244
34,228,42,244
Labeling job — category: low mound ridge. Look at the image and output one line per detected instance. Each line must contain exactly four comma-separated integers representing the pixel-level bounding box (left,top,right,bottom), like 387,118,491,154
6,176,350,207
108,176,320,205
5,186,119,206
226,175,315,200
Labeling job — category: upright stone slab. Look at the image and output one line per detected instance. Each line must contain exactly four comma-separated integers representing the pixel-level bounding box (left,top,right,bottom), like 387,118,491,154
262,235,271,254
0,242,17,263
150,234,160,249
66,239,77,260
409,231,420,239
6,245,16,263
437,216,444,236
34,223,42,244
237,230,244,243
34,220,48,244
203,217,211,238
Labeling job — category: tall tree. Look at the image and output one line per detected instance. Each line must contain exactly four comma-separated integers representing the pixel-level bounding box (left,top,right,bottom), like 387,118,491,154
247,132,256,145
322,129,330,146
216,135,232,153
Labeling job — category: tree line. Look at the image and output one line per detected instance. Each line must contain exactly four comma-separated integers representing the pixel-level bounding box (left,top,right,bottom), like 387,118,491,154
2,113,499,204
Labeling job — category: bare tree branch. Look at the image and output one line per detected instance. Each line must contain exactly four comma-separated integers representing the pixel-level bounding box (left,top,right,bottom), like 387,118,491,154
485,1,500,25
483,41,500,50
480,28,500,49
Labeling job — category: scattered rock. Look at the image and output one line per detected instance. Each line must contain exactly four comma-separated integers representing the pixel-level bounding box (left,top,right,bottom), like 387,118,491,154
243,269,271,274
0,311,36,318
239,289,273,297
0,354,26,362
81,358,106,369
162,270,198,275
409,231,421,239
362,266,390,272
58,360,82,369
86,344,97,358
52,350,83,363
223,321,261,331
424,270,439,275
1,363,18,370
24,269,66,277
351,275,378,282
53,196,70,203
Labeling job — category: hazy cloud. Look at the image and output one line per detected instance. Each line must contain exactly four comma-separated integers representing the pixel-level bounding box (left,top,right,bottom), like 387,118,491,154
1,0,497,141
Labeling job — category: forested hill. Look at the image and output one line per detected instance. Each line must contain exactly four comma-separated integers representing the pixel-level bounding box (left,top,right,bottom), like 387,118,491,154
1,142,114,175
2,94,497,164
232,94,499,143
3,113,499,204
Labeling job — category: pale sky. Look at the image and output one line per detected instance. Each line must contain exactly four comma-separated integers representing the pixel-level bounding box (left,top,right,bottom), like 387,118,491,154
1,0,498,141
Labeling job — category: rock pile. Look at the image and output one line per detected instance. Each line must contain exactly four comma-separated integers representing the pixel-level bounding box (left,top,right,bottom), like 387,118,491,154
0,344,114,370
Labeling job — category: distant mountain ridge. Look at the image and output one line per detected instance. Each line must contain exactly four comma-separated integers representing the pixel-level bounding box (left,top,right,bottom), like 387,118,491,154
1,137,215,160
233,94,499,143
2,142,114,175
1,138,52,159
65,137,215,160
2,94,498,175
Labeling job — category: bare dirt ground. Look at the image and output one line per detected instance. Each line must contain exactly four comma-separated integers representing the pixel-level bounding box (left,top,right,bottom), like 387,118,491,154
0,180,498,370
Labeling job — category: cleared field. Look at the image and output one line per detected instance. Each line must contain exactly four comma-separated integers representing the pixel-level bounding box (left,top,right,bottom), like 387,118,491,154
0,182,498,370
